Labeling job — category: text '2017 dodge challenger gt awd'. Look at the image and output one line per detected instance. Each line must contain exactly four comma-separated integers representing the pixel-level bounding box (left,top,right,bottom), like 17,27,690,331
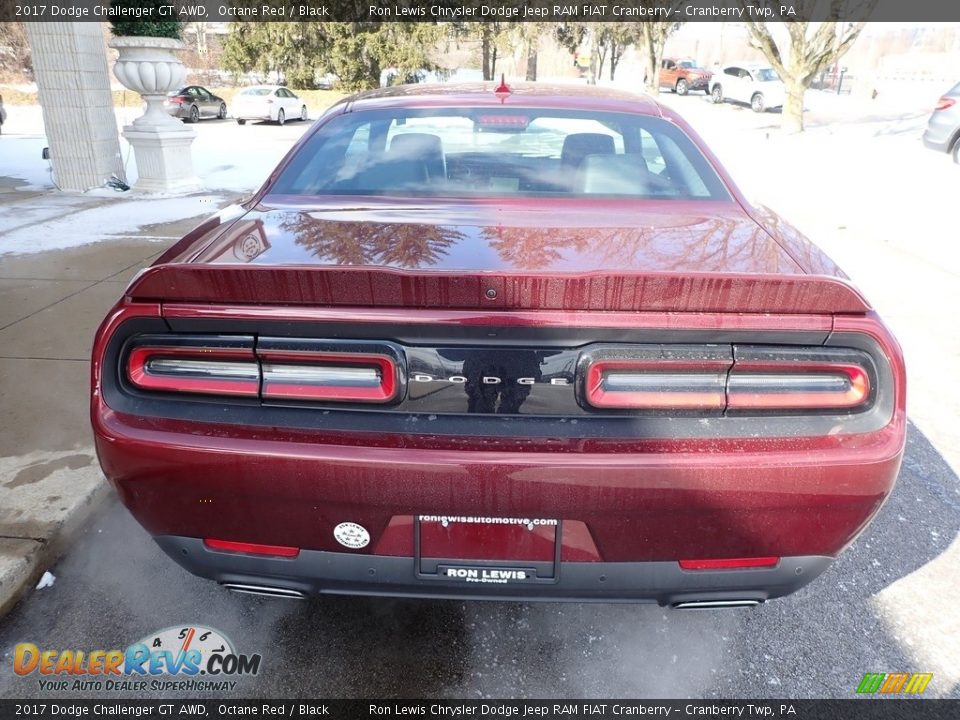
91,84,905,607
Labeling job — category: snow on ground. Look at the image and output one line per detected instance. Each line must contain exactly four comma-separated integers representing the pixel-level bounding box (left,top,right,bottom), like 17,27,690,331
657,89,960,277
0,136,54,191
0,105,312,195
0,194,223,256
1,104,309,255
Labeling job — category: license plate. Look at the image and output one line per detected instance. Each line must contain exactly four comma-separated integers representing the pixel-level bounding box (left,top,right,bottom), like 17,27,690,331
438,565,538,584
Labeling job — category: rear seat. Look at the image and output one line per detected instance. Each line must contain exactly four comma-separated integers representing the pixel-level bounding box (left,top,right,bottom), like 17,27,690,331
579,154,660,195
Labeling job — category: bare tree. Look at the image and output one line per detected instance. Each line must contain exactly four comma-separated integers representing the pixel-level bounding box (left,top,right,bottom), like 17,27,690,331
0,22,32,81
512,23,549,81
740,1,878,132
636,4,685,96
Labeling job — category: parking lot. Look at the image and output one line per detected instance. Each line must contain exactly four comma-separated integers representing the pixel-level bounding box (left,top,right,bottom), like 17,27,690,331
0,87,958,699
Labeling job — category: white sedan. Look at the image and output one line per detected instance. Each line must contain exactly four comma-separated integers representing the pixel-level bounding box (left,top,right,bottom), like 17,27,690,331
233,86,308,126
709,65,785,113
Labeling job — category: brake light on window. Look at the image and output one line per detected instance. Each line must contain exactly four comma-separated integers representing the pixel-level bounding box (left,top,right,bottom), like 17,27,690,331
476,114,531,128
935,97,955,111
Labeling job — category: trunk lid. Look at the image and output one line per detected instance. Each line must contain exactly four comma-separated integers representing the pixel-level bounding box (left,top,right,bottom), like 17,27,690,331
128,200,870,314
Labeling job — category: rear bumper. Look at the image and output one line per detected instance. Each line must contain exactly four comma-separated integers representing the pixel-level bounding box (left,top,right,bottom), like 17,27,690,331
155,535,831,605
95,404,903,566
234,110,272,121
922,117,957,152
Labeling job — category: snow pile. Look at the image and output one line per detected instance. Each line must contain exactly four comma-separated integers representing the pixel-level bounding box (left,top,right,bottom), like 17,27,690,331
1,194,223,255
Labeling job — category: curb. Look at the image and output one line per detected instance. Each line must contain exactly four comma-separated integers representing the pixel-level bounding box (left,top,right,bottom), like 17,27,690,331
0,464,112,616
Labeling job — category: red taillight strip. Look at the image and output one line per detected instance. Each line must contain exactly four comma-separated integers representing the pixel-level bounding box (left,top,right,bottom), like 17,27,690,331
586,359,728,410
583,346,874,413
935,97,956,111
127,346,260,397
258,350,398,403
204,538,299,558
679,557,779,571
727,362,870,410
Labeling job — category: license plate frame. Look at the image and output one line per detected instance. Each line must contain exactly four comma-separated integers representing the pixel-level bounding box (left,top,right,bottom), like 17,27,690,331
414,515,562,585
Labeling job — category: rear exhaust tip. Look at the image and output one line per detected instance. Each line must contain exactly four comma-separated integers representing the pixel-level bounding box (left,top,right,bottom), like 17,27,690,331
222,583,306,599
672,599,761,609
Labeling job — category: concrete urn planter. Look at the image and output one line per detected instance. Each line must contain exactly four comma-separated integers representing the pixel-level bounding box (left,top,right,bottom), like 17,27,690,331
108,36,197,192
109,36,186,130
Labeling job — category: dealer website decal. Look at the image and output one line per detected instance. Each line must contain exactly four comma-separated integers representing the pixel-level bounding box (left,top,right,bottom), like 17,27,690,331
12,625,261,692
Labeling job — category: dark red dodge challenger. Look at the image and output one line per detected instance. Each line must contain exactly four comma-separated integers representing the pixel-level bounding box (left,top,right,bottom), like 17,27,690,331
92,84,905,607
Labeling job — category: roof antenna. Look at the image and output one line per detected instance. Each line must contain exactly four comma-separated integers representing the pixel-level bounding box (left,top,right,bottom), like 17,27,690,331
494,74,511,103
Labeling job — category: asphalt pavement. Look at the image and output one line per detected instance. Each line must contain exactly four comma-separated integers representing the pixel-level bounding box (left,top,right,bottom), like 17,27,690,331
0,423,956,699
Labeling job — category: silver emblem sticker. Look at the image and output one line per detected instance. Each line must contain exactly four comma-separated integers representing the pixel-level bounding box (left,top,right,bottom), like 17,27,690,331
333,522,370,549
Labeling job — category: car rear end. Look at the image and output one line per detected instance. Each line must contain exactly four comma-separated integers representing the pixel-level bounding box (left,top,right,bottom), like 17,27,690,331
922,82,960,154
233,88,274,122
164,90,191,119
91,87,905,606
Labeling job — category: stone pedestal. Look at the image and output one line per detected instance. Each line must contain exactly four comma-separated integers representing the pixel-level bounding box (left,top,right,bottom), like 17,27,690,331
25,23,126,192
121,126,199,193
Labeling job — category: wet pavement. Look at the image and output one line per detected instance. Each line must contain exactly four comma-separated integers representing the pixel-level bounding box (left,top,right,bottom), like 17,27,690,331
0,422,956,699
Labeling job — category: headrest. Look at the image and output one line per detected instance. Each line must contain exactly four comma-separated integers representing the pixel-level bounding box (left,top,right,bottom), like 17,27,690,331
561,133,616,168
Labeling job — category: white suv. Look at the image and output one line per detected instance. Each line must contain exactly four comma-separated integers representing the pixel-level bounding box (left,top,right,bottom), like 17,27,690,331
710,65,785,113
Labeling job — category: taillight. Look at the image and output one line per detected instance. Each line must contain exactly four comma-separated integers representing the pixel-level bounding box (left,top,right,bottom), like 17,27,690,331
125,335,403,404
126,336,259,397
727,347,872,412
584,348,730,410
257,338,400,403
582,345,874,414
679,557,779,571
935,96,955,111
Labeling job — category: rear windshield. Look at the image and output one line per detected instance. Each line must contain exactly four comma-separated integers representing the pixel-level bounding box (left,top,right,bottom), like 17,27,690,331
270,108,730,200
240,88,272,96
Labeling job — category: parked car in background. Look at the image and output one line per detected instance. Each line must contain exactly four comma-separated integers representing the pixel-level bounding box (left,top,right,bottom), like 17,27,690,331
658,58,712,95
710,65,785,113
922,81,960,163
164,86,227,123
233,86,308,126
92,83,905,607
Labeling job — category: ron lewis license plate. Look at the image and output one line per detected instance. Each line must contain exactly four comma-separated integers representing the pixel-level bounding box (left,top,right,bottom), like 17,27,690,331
438,565,538,584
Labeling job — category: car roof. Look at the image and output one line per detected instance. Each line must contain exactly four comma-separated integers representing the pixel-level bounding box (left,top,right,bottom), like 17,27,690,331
338,82,664,116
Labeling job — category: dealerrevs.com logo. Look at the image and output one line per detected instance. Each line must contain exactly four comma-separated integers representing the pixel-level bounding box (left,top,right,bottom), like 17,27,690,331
14,625,261,692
